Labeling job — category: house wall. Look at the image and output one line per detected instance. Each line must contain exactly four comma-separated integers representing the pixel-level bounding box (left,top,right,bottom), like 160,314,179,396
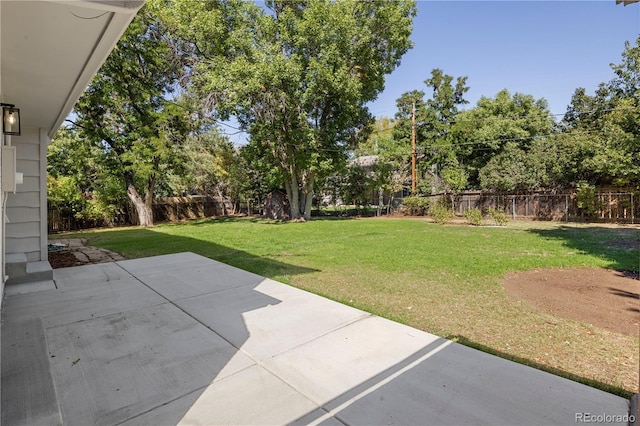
0,1,3,409
5,127,48,262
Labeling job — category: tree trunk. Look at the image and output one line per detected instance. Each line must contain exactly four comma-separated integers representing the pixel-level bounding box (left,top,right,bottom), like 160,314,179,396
286,176,303,220
216,187,228,216
284,170,315,221
302,175,315,221
127,183,154,227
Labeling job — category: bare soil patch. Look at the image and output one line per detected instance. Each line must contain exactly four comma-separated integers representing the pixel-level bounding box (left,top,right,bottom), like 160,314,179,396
48,238,125,269
48,250,82,268
504,268,639,336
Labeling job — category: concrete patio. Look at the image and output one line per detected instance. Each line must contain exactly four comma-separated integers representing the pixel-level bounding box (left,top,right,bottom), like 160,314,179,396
1,252,632,425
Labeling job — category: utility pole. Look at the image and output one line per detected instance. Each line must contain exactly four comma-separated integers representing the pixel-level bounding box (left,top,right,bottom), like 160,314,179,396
411,101,417,193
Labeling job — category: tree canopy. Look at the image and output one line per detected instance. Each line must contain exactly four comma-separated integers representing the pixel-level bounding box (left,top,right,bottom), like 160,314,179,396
560,36,640,187
164,0,417,220
384,36,638,197
51,10,639,226
70,3,191,226
393,69,469,194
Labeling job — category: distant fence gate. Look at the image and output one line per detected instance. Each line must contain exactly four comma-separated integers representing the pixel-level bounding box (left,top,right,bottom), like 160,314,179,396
427,190,638,223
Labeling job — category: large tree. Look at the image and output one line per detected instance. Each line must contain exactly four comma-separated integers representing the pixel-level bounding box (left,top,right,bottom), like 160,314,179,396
166,0,416,220
560,36,640,187
422,69,469,193
453,89,554,189
70,3,190,226
394,69,469,194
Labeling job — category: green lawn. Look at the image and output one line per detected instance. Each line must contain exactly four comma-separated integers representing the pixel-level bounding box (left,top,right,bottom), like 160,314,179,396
64,217,639,396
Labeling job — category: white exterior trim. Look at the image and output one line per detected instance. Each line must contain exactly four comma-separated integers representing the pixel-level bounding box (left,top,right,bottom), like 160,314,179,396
0,0,145,268
39,129,48,260
48,5,144,137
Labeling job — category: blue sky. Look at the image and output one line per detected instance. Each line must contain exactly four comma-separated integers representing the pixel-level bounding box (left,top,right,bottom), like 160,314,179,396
225,0,639,145
366,0,640,119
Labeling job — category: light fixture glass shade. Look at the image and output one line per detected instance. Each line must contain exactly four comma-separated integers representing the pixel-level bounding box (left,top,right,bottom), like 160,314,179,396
3,106,21,136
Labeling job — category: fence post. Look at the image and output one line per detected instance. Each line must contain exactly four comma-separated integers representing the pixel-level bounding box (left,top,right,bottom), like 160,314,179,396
632,193,635,225
512,196,515,220
565,194,569,223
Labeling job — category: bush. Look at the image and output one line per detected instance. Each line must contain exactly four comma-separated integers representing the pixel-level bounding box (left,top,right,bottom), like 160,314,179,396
463,208,483,226
430,199,453,224
576,181,600,219
488,207,508,226
402,197,429,216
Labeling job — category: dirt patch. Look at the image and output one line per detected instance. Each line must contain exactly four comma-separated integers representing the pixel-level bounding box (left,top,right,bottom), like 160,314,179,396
504,268,639,336
48,250,83,268
48,238,126,269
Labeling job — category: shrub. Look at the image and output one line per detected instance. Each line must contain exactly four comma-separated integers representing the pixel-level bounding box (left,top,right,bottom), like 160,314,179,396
402,196,429,216
576,181,600,219
488,207,508,226
463,208,483,226
417,198,430,214
430,199,453,224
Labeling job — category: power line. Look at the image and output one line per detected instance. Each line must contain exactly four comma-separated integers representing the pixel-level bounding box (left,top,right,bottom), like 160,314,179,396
169,99,638,153
216,120,244,131
390,105,638,125
451,105,638,124
413,129,607,155
360,105,637,152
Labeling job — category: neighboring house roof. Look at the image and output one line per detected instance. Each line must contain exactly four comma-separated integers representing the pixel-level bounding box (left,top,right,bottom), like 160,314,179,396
0,0,144,138
616,0,639,4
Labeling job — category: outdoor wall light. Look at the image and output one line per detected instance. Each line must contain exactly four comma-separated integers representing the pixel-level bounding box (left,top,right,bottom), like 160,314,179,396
2,104,21,136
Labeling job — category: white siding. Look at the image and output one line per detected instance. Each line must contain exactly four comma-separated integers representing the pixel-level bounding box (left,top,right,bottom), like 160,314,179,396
7,192,40,208
7,237,40,260
14,159,39,176
6,127,43,261
20,176,39,192
40,129,48,260
0,11,3,392
7,207,39,222
6,221,39,238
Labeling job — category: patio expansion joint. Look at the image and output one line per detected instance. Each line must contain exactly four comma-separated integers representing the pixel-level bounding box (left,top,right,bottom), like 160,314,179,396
267,312,373,361
310,339,454,426
111,262,249,356
108,262,399,424
105,308,365,426
108,375,251,426
245,314,375,414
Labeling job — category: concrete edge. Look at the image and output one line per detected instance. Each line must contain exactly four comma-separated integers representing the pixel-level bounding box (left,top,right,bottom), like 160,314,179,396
630,394,638,426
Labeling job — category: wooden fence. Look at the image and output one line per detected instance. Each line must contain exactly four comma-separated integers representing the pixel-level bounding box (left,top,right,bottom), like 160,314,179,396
428,190,638,223
48,196,235,233
47,208,131,233
48,189,640,232
152,196,235,222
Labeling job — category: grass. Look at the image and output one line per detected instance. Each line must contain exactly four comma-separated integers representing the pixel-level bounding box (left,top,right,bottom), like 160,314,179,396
62,217,639,396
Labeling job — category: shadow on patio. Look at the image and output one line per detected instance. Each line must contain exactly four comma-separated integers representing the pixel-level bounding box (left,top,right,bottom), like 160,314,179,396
2,240,323,425
2,245,632,424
